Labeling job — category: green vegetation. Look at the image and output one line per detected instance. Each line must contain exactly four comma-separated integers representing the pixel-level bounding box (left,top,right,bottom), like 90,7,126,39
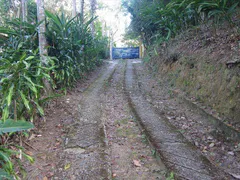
0,0,109,178
166,171,175,180
45,11,107,87
123,0,240,47
0,120,34,179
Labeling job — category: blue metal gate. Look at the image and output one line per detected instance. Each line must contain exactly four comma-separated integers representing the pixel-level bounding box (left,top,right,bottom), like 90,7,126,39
112,47,139,59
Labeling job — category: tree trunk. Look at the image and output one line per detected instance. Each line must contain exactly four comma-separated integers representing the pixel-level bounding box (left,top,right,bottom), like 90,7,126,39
10,0,19,19
80,0,84,22
21,0,27,22
37,0,47,64
90,0,96,38
72,0,77,18
37,0,52,94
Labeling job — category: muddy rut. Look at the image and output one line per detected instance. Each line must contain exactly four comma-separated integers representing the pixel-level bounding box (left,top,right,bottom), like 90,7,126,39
51,59,237,180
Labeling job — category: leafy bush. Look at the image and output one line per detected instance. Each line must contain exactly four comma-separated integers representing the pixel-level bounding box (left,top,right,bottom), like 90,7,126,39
123,0,240,46
0,49,53,121
0,18,55,121
45,11,107,88
0,8,108,178
0,119,34,179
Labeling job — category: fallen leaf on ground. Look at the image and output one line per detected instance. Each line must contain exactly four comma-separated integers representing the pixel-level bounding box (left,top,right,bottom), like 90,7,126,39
55,142,61,146
133,159,141,167
25,151,33,156
47,172,54,177
202,146,208,153
28,133,36,140
64,163,71,170
209,143,215,148
43,177,48,180
194,141,199,146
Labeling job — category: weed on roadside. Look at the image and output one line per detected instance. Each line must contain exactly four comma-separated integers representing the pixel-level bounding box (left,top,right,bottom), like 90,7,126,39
166,171,175,180
141,133,148,144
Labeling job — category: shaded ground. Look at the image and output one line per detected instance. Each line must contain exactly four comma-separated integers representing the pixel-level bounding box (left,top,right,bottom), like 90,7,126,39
24,59,239,180
150,26,240,129
103,60,166,179
125,60,230,180
24,60,167,180
133,61,240,179
24,62,111,179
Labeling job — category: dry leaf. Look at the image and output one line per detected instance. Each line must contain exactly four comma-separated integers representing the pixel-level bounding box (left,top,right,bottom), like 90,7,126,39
133,159,141,167
209,143,215,148
64,163,71,170
43,177,48,180
28,133,36,141
47,172,54,177
55,142,61,146
202,146,208,153
25,151,33,156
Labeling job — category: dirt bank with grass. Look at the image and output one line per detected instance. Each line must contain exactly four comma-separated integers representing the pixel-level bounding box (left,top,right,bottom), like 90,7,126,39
146,27,240,130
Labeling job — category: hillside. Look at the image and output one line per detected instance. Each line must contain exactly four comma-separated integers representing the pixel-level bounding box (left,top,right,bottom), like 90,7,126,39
123,0,240,137
146,25,240,129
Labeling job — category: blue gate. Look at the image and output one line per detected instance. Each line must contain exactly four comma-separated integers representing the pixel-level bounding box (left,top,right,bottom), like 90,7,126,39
112,47,139,59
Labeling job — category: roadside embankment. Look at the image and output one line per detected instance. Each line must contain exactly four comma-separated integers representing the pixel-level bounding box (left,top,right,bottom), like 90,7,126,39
145,28,240,136
124,60,232,180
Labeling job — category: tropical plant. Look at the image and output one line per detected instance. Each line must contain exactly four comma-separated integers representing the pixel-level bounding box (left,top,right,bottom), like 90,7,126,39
123,0,240,47
0,119,34,134
0,0,108,178
0,10,49,179
0,17,56,121
45,10,106,88
0,119,34,179
198,0,239,26
0,0,37,25
0,49,54,121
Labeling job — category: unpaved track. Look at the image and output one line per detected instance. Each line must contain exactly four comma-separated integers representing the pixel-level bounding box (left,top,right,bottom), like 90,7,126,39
54,61,118,179
54,59,232,180
55,60,167,179
102,60,166,179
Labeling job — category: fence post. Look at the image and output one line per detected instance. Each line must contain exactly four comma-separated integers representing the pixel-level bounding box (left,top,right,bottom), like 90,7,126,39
110,42,113,60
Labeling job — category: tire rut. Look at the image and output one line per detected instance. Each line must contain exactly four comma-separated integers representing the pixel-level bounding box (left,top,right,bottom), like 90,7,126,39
54,61,118,179
103,60,167,180
124,59,232,180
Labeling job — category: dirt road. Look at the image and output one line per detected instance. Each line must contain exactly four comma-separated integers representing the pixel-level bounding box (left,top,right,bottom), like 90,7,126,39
26,59,239,179
53,60,167,179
